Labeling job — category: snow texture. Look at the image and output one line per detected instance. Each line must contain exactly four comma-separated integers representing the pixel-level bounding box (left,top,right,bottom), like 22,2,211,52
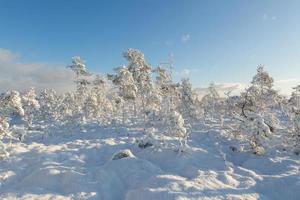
0,125,299,200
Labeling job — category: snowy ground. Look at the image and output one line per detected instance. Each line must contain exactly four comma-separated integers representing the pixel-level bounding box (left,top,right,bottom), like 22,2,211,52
0,124,299,200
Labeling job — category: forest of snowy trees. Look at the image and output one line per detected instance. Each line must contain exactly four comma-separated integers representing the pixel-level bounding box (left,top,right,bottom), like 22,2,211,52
1,49,300,159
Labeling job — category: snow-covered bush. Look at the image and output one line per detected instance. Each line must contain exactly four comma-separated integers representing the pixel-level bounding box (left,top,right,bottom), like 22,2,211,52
137,127,156,149
0,116,10,159
239,113,272,155
0,90,25,158
165,110,190,152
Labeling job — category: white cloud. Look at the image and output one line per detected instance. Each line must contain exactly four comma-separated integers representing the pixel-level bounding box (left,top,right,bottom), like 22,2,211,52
174,68,199,79
180,69,190,77
274,78,300,96
0,48,75,94
214,82,246,93
181,34,190,43
262,14,277,21
194,82,246,99
275,78,299,83
164,40,173,46
193,79,299,99
263,14,268,21
0,49,19,63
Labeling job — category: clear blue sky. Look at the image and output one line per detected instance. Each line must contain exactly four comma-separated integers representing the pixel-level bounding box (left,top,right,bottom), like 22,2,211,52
0,0,300,91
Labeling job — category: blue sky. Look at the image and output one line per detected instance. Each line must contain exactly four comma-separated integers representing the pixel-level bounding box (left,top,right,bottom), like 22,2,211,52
0,0,300,94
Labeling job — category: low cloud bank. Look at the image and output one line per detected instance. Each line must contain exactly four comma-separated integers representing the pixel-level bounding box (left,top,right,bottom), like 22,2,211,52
0,48,75,94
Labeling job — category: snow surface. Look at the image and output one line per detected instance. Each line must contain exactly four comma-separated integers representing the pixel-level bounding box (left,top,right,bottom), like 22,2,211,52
0,124,299,200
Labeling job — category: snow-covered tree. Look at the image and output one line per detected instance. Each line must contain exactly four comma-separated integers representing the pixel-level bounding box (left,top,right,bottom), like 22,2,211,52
108,66,137,124
201,82,222,123
239,113,271,155
58,92,77,124
144,89,162,123
92,75,106,94
179,78,199,126
109,66,137,101
67,56,92,125
0,116,10,159
235,65,281,154
88,75,114,124
154,66,181,120
83,92,99,121
123,49,152,89
22,87,40,128
39,89,61,122
67,56,90,100
1,91,25,118
289,85,300,109
286,85,300,154
0,90,25,158
123,49,154,122
166,110,189,152
155,66,172,87
290,111,300,154
239,66,280,127
221,92,244,138
68,56,89,77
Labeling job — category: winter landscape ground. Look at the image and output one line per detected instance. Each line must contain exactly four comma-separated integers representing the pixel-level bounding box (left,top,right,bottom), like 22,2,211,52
0,123,299,200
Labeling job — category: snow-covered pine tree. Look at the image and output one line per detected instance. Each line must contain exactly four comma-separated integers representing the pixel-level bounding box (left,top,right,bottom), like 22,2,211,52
39,89,61,123
201,82,222,124
68,56,89,77
92,75,107,97
0,116,10,159
289,85,300,109
222,91,244,139
83,91,99,122
91,75,113,125
59,92,77,123
289,111,300,155
144,88,162,124
123,49,154,123
0,90,25,157
154,66,181,121
22,87,40,129
108,66,137,124
3,90,25,118
155,66,172,87
237,65,280,154
166,110,189,152
154,66,171,119
67,56,91,125
286,85,300,154
179,78,199,125
242,113,271,155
